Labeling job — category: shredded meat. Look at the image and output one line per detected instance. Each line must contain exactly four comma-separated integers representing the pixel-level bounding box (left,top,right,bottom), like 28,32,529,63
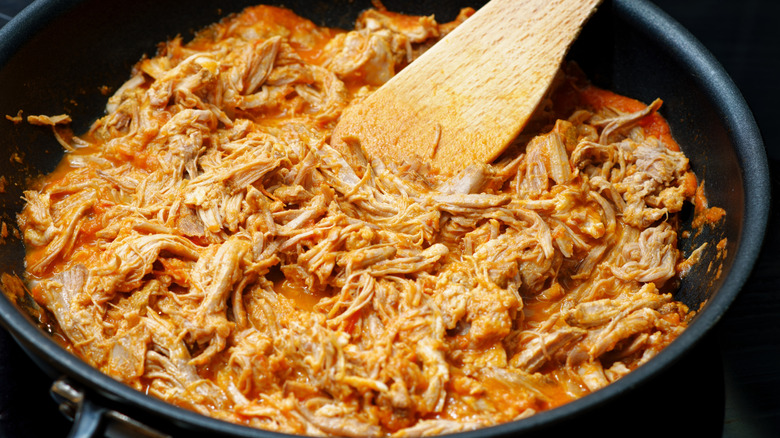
17,5,710,436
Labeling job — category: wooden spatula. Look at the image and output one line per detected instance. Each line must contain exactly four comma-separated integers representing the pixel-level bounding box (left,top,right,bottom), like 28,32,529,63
331,0,602,175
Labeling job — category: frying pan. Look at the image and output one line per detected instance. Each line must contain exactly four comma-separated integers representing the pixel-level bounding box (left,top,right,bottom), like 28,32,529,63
0,0,770,437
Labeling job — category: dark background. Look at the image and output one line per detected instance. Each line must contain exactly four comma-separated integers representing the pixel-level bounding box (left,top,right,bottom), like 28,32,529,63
1,0,779,437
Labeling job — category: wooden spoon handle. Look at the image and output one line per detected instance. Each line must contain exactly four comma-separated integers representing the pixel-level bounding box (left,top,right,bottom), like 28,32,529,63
331,0,602,175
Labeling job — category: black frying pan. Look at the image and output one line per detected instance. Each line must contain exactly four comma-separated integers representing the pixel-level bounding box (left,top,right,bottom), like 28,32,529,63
0,0,770,437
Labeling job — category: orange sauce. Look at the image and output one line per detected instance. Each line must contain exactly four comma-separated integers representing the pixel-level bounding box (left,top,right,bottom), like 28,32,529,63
195,5,344,66
437,368,575,424
23,142,110,278
267,267,322,311
275,277,322,311
579,85,681,151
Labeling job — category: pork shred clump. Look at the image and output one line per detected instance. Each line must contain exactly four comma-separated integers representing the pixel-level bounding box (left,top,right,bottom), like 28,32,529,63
18,5,703,437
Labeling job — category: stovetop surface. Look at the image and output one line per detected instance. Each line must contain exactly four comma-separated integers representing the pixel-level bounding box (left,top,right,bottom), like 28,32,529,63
1,0,779,436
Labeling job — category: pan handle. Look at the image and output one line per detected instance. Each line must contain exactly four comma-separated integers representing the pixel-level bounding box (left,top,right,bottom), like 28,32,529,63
50,377,171,438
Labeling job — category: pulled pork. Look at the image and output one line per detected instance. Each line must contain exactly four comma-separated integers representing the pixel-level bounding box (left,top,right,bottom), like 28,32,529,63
18,5,704,437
